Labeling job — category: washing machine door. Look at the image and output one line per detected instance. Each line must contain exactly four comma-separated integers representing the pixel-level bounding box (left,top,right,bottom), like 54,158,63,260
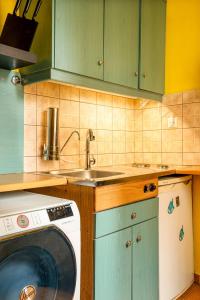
0,226,77,300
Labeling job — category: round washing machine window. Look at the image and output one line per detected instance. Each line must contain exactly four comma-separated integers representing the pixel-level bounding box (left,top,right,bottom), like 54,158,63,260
0,227,77,300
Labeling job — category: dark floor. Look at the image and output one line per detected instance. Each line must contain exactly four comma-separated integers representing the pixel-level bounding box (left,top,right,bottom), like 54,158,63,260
178,284,200,300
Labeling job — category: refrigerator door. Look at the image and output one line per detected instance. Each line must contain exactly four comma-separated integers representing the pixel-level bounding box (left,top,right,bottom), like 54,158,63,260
159,179,194,300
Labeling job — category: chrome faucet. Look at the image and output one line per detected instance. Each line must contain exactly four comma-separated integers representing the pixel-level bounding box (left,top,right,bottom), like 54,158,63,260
60,130,80,154
85,129,96,170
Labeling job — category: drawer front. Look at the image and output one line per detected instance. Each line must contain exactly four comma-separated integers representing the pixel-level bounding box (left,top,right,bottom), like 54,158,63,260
95,178,158,212
95,197,158,238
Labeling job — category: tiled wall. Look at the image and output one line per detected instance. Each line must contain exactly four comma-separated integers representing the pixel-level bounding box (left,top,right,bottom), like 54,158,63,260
24,81,200,172
24,81,135,172
134,90,200,166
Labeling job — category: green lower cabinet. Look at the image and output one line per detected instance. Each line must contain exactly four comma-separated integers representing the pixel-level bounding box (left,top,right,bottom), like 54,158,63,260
132,218,159,300
95,227,132,300
94,203,158,300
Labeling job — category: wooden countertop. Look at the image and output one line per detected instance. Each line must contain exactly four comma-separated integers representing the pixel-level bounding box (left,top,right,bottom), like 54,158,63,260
0,165,199,194
176,166,200,175
0,173,67,193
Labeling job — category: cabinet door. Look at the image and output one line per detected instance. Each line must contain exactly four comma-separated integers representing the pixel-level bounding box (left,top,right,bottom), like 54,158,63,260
95,228,132,300
54,0,104,79
104,0,139,88
140,0,166,94
132,218,159,300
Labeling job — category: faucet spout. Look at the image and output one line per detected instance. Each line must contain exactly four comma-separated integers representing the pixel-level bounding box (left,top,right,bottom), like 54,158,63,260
60,130,80,154
85,129,95,170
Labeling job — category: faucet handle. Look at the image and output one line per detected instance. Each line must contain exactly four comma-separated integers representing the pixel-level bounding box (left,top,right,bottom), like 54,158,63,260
88,129,95,141
43,144,51,161
90,155,96,166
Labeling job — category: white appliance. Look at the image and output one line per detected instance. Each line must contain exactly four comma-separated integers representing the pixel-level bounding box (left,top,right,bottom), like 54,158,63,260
0,191,80,300
159,175,194,300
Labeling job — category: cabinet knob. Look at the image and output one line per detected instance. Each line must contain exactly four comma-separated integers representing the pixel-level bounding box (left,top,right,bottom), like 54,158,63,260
142,73,146,78
131,212,137,220
125,240,132,248
134,71,138,77
98,60,104,66
136,235,142,243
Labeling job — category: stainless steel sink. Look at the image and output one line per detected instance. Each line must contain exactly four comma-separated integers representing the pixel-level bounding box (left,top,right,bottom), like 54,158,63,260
47,169,124,179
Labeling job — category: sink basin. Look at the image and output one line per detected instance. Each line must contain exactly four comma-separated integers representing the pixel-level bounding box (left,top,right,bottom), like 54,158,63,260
48,170,124,179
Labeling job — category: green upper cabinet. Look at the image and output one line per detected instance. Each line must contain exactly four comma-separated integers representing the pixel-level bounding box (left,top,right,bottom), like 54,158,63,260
20,0,166,100
139,0,166,94
104,0,139,88
54,0,104,79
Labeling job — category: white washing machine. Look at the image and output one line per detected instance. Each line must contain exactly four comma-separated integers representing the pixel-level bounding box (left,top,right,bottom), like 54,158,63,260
0,191,80,300
159,175,194,300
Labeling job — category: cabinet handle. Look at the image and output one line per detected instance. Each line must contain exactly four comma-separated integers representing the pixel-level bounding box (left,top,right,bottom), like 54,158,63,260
131,212,137,220
125,240,132,248
98,60,104,66
136,235,142,243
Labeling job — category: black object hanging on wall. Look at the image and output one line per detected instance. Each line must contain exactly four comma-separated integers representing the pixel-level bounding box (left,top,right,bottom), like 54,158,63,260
0,0,42,52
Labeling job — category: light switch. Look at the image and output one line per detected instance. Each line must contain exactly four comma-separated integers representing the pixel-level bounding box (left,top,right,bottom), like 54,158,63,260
167,117,177,128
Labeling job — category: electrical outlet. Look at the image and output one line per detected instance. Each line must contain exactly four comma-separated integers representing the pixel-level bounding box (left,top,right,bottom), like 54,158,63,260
167,117,178,128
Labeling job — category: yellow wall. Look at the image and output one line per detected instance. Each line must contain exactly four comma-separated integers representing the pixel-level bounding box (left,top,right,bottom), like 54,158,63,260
165,0,200,94
0,1,15,31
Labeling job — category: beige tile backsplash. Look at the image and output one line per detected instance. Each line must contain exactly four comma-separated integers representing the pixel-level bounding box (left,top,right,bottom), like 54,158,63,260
24,81,200,172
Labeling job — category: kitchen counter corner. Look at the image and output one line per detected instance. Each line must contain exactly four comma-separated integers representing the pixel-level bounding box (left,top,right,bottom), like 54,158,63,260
0,173,67,193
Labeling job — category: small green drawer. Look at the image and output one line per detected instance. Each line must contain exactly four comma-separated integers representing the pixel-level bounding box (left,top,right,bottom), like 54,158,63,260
95,198,158,238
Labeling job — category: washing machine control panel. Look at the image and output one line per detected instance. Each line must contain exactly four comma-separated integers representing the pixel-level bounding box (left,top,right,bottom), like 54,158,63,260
47,205,73,221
